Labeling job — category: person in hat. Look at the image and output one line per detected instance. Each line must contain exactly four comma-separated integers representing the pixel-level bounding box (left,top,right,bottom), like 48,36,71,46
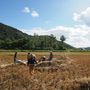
48,51,53,61
27,53,37,75
27,53,32,66
39,56,46,62
48,51,53,66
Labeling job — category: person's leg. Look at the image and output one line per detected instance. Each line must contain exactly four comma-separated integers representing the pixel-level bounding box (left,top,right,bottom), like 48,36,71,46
29,65,32,75
31,65,35,74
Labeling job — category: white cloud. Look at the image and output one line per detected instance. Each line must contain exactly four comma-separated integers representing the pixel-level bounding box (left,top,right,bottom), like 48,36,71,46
22,7,39,17
21,7,90,48
73,13,81,21
21,25,90,48
31,10,39,17
22,7,30,13
73,7,90,26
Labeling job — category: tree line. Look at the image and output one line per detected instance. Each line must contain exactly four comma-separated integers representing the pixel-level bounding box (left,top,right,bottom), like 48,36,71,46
0,23,74,50
0,34,70,50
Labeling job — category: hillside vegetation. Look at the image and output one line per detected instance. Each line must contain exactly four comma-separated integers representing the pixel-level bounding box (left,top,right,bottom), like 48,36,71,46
0,23,74,50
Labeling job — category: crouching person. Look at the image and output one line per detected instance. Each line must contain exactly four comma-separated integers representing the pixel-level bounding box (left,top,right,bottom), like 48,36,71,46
41,56,46,61
27,53,37,75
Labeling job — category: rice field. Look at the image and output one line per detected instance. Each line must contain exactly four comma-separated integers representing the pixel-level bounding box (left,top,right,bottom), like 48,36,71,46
0,51,90,90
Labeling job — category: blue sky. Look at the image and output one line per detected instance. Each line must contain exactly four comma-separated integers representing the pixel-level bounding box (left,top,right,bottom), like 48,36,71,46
0,0,90,47
0,0,89,29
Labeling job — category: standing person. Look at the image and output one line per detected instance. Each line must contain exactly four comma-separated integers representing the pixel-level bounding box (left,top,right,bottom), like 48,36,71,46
48,51,53,61
31,54,37,74
27,53,31,66
48,51,53,66
27,53,37,75
14,52,17,64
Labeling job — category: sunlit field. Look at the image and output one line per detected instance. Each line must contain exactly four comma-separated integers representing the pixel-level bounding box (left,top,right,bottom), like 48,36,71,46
0,51,90,90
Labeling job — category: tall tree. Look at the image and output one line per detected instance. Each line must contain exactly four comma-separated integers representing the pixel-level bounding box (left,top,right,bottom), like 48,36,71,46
60,35,66,50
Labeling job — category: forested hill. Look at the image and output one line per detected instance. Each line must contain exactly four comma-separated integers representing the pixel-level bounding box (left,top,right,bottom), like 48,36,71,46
0,23,74,50
0,23,30,40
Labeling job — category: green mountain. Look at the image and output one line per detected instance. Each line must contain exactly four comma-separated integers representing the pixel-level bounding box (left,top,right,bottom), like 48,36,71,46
0,23,30,41
0,23,75,50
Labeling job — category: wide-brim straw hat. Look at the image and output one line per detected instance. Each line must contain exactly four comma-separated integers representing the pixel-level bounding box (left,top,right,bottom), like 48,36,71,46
32,54,36,58
43,56,46,58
